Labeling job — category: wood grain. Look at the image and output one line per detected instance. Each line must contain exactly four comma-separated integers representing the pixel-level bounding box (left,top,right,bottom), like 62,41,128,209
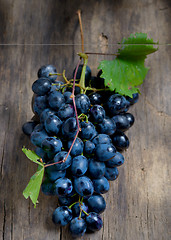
0,0,171,239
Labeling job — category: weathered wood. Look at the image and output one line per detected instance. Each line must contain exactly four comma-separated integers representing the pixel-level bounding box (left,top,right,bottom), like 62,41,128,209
0,0,171,239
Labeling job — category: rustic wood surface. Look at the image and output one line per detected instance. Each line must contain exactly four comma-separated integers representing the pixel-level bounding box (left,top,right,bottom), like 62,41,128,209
0,0,171,239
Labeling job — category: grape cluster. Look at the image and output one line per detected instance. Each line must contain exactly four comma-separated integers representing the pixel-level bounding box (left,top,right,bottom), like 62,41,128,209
22,64,139,237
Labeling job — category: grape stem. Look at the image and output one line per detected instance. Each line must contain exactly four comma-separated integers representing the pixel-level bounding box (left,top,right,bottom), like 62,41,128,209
77,10,84,53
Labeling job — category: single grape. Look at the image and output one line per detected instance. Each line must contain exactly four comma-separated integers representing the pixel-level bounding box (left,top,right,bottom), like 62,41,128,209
35,147,47,162
53,177,73,197
22,121,37,136
72,202,89,218
30,129,48,148
44,114,62,136
92,134,112,145
75,94,90,114
84,141,95,155
52,206,72,226
89,93,102,105
87,194,106,214
90,105,106,123
67,137,84,156
38,65,57,82
97,117,116,135
95,143,116,162
93,176,109,194
106,94,128,115
48,91,65,110
62,117,78,139
86,212,103,232
69,217,87,237
74,176,94,197
41,178,54,195
105,167,119,181
88,159,106,179
106,151,124,167
57,104,74,120
112,130,129,150
80,121,97,140
71,155,88,177
53,151,72,171
41,137,62,154
112,114,130,131
33,95,48,116
32,78,51,96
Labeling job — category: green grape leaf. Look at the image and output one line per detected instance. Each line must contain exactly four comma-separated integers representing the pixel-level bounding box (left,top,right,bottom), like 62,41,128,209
23,165,44,208
22,147,44,167
98,33,158,97
22,147,45,207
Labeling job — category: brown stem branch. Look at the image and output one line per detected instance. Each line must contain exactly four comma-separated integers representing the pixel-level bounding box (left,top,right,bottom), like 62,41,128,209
77,10,84,53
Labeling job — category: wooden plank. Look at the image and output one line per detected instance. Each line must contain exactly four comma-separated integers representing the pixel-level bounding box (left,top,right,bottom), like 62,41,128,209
0,0,170,239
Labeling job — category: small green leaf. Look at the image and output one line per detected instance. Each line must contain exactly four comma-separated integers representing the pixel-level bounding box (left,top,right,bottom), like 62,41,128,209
98,33,158,97
23,165,44,207
118,32,158,59
22,147,44,167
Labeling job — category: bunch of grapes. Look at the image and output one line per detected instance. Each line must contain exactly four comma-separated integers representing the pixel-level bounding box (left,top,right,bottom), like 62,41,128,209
22,64,138,238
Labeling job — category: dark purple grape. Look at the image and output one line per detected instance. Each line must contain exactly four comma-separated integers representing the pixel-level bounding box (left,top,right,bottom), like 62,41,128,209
97,117,116,135
52,206,72,226
106,94,128,115
106,151,124,167
33,95,48,116
38,65,57,82
80,121,97,140
86,212,103,232
57,104,74,120
112,130,129,150
53,177,73,197
93,177,109,194
75,94,90,114
32,78,51,95
67,137,84,156
71,155,88,177
95,143,116,162
87,194,106,214
112,114,130,131
41,137,62,154
62,117,78,139
89,93,102,105
69,217,87,237
44,114,62,136
90,105,105,123
22,121,37,136
105,167,119,181
35,147,47,162
30,129,48,148
74,176,94,197
48,91,65,110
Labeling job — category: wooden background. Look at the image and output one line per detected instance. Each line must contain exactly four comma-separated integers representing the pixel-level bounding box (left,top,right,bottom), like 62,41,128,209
0,0,171,239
